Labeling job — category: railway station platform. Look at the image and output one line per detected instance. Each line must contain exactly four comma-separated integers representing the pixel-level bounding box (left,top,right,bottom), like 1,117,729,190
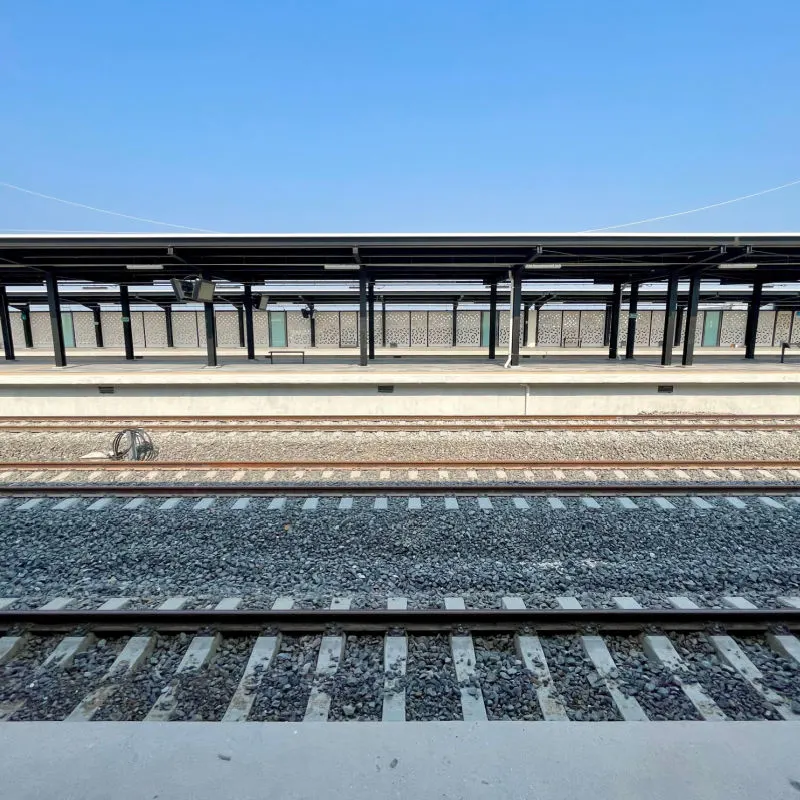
0,348,797,417
1,721,799,800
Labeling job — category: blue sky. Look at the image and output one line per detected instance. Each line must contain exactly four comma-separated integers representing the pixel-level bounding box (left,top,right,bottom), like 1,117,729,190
3,1,799,233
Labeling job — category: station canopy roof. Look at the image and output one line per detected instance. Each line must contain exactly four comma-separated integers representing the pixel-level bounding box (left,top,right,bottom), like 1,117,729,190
1,232,800,286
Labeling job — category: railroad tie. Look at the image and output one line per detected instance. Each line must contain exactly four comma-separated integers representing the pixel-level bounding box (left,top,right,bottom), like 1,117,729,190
382,597,408,722
304,597,352,722
444,597,488,722
612,597,726,721
501,597,568,721
721,597,800,671
668,597,799,720
222,597,294,722
557,597,648,721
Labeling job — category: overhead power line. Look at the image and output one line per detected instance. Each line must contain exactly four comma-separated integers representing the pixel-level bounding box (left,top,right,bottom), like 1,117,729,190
0,181,217,233
584,177,800,232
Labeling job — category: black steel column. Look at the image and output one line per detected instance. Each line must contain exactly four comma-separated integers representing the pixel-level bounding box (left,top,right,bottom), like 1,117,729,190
358,271,368,366
204,300,217,367
119,285,134,361
309,304,316,348
682,275,701,366
522,303,530,347
381,299,387,347
744,281,763,359
20,304,33,348
367,280,375,359
488,281,498,359
608,281,622,359
45,273,66,367
625,282,639,359
91,306,104,348
603,303,612,346
674,307,684,346
243,284,255,360
508,269,523,367
163,306,174,348
0,286,15,360
236,305,245,347
452,301,458,347
534,304,542,347
661,274,679,366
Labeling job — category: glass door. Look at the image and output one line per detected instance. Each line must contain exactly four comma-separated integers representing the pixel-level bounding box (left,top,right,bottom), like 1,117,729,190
269,311,287,347
61,312,76,348
480,311,491,347
702,311,721,347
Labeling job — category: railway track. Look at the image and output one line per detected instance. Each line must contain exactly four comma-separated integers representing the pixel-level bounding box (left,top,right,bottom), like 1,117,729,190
1,597,799,723
1,414,800,432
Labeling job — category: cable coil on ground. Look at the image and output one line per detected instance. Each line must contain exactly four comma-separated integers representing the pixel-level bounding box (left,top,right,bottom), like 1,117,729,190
110,428,158,462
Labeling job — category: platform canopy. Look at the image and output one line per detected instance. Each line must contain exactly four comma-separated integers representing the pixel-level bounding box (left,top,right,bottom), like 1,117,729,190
1,232,800,285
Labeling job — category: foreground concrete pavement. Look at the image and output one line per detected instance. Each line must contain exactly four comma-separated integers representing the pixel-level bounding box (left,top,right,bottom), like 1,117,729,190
1,722,800,800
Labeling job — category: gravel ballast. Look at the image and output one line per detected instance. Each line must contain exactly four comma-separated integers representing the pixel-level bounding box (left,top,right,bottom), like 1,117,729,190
1,499,798,608
1,428,798,463
405,636,462,721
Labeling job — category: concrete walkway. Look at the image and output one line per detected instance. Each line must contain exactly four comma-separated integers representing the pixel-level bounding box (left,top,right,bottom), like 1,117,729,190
1,722,799,800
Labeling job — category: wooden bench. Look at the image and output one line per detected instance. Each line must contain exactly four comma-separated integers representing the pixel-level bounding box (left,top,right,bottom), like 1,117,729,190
780,341,795,363
267,350,305,364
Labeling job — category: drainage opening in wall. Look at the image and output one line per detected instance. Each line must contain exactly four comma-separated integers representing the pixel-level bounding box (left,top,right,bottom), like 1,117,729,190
657,385,674,393
98,385,116,395
377,385,395,393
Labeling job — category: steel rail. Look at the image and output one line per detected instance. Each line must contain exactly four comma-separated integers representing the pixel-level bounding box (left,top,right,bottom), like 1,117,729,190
0,482,798,497
2,460,800,470
1,607,798,634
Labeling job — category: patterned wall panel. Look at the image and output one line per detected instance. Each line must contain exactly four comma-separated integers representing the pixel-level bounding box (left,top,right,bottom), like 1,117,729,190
634,311,652,346
719,310,746,346
143,311,169,348
694,311,705,346
791,312,800,343
171,311,198,347
456,310,480,345
523,309,535,346
339,311,358,347
427,311,452,346
30,312,53,348
286,311,311,347
579,311,605,345
315,312,340,347
410,311,427,346
9,313,25,347
100,312,124,347
252,310,269,351
774,310,792,345
72,312,95,347
496,311,509,346
537,311,562,345
385,311,410,347
649,311,665,346
561,311,580,345
131,312,146,348
373,312,384,347
755,310,775,345
215,311,240,347
196,312,207,347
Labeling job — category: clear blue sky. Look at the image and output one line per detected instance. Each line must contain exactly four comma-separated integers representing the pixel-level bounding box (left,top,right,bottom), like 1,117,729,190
3,0,799,233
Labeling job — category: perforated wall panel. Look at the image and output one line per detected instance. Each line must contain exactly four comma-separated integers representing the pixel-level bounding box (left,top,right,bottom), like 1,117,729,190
171,311,198,347
315,312,340,347
774,310,792,345
72,312,95,347
755,311,775,345
427,311,451,346
537,311,562,345
287,311,311,347
215,311,240,347
719,311,746,346
100,312,124,348
340,312,358,347
385,312,410,347
456,311,480,345
579,311,604,345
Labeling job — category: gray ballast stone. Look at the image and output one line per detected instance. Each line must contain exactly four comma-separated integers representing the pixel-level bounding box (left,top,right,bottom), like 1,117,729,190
405,636,462,721
327,636,384,722
2,501,799,608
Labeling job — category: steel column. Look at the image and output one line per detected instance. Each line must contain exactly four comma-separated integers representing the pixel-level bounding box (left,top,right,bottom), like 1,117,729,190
682,275,701,367
91,306,104,348
19,304,33,348
119,285,134,360
625,282,639,359
488,281,497,360
0,286,15,360
204,301,217,367
452,301,458,347
522,303,530,347
243,284,255,360
381,299,387,347
309,304,316,348
236,305,245,348
603,303,612,346
744,281,763,359
661,274,679,366
163,306,174,348
367,280,375,359
45,273,66,367
608,281,622,359
507,268,523,367
358,271,368,366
